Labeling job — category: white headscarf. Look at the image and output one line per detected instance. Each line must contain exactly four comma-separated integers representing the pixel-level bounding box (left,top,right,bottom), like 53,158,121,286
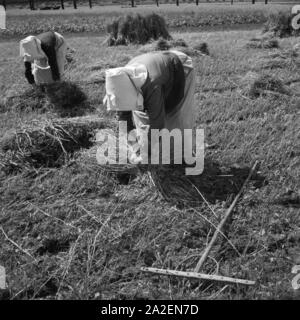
20,36,47,62
103,63,147,111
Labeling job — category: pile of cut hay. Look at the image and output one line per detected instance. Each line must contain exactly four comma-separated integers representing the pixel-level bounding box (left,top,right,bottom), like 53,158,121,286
193,41,210,55
106,13,172,46
65,47,76,64
246,37,279,49
45,81,87,112
263,11,300,38
4,86,48,113
238,71,290,98
3,81,88,116
139,38,209,57
77,128,152,176
254,47,300,70
170,38,188,48
76,145,140,176
149,163,252,207
154,38,172,51
74,130,250,206
76,146,252,207
0,116,110,174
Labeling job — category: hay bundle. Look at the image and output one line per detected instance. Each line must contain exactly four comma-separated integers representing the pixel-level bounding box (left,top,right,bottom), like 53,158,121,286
139,39,208,57
65,47,76,64
149,163,250,207
44,81,89,117
84,128,152,175
263,11,300,38
255,47,299,70
0,116,109,173
4,86,48,112
193,41,210,55
76,145,141,178
3,82,89,116
45,81,87,110
106,13,172,46
154,38,172,51
239,72,290,98
267,48,299,60
256,58,289,70
246,37,279,49
175,46,208,57
170,38,188,48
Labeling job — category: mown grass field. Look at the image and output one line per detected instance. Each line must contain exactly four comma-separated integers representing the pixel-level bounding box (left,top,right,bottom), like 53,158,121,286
0,5,300,300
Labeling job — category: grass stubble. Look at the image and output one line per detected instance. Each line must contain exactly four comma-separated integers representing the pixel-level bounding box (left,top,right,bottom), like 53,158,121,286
0,7,300,300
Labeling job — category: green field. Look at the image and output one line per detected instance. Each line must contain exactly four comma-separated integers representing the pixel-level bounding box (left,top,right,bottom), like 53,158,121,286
0,5,300,300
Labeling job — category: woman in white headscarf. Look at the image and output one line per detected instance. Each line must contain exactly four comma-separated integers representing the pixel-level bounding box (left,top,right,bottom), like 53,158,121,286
20,31,67,85
103,50,196,164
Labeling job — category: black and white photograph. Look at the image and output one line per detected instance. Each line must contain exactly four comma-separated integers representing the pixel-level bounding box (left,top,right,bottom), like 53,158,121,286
0,0,299,305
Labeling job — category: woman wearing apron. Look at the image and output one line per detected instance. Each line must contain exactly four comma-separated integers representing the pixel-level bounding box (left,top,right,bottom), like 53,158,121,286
20,31,67,85
103,50,196,165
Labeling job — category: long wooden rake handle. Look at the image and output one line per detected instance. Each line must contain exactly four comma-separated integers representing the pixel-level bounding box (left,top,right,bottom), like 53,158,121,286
141,267,255,286
194,160,259,273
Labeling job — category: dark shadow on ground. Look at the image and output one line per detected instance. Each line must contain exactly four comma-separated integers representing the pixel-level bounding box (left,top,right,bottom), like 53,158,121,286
3,82,94,117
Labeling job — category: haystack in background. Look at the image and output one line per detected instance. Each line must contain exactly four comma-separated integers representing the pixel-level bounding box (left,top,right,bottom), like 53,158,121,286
106,13,172,46
65,47,76,64
246,37,279,49
263,11,300,38
170,38,188,48
238,71,290,98
154,38,172,51
193,41,210,55
0,117,110,174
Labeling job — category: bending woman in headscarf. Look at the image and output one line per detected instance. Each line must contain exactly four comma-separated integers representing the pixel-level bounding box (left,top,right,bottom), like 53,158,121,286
20,31,68,85
103,50,196,164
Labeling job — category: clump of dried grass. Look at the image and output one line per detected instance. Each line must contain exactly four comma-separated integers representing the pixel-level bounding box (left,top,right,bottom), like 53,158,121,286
139,39,208,57
193,41,210,55
255,47,300,70
4,81,89,116
170,38,188,48
246,37,279,49
239,71,290,98
149,163,251,207
4,86,48,113
65,47,76,64
154,38,172,51
0,116,109,174
263,11,300,38
45,81,87,110
250,74,289,97
77,145,139,176
106,13,172,46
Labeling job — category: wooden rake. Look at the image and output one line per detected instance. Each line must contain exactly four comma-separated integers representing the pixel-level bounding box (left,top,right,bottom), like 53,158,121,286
141,161,259,287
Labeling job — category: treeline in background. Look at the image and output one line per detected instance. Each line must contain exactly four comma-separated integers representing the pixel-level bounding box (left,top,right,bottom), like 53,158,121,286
2,0,300,11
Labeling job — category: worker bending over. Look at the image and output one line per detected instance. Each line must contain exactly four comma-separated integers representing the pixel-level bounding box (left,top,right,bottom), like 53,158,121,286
103,50,196,165
20,31,67,85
